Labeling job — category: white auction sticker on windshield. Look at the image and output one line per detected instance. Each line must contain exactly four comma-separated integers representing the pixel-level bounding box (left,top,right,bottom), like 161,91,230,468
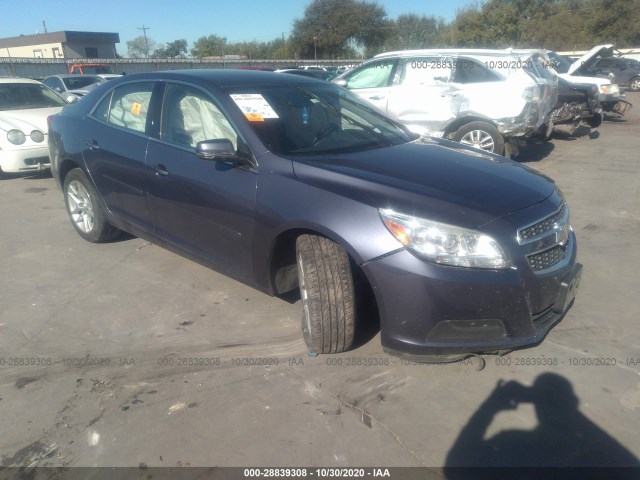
230,93,279,121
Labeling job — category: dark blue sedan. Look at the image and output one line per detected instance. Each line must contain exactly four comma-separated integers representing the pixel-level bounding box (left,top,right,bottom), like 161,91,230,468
48,70,582,360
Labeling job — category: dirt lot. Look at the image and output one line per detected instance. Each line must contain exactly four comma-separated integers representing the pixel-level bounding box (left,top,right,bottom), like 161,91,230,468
1,93,639,475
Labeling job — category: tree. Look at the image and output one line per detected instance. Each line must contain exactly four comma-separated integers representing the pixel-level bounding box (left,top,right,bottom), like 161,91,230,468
290,0,391,59
191,34,228,58
386,14,449,50
154,39,188,58
126,35,157,58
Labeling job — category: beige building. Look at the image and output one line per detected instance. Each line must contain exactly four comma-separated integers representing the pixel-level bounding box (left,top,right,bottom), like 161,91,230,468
0,31,119,59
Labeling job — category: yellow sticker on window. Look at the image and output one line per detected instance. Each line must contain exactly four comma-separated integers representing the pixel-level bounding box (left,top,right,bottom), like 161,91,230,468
245,112,264,122
131,102,143,116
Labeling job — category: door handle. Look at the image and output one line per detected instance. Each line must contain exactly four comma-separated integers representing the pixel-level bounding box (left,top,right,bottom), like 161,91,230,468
441,93,459,97
87,140,100,150
368,95,385,100
153,164,169,176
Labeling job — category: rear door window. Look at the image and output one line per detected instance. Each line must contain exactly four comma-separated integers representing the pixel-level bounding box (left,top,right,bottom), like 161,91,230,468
453,58,501,84
400,57,454,85
102,83,154,134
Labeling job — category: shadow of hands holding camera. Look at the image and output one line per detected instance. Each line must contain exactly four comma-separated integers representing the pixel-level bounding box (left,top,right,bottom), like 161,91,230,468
444,373,639,474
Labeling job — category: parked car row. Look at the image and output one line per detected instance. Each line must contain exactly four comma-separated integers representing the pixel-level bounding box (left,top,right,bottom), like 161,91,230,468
331,45,632,158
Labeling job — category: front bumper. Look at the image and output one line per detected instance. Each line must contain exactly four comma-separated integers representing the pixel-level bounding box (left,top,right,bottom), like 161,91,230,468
362,199,580,358
0,146,51,174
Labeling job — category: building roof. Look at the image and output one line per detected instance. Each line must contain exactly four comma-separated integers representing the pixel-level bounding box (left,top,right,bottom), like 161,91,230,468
0,31,120,48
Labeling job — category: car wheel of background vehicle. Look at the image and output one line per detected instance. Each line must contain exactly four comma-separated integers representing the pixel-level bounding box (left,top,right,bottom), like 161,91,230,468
63,168,120,243
629,77,640,92
587,113,603,128
296,234,355,354
453,122,505,155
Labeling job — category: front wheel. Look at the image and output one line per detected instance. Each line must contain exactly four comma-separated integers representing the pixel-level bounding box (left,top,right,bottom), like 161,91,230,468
296,234,355,354
629,77,640,92
63,168,120,243
453,121,505,155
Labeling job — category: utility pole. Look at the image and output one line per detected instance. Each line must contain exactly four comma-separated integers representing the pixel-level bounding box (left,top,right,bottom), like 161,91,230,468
138,25,151,58
42,21,48,33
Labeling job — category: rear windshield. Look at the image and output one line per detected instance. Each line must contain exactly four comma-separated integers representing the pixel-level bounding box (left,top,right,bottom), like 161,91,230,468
226,83,415,156
62,76,102,89
80,65,116,74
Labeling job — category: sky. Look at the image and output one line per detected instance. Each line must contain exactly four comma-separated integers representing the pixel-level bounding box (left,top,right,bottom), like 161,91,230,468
0,0,474,54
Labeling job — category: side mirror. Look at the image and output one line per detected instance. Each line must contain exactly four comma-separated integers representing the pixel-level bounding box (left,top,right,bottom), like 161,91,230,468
196,139,236,159
196,139,255,168
66,95,79,104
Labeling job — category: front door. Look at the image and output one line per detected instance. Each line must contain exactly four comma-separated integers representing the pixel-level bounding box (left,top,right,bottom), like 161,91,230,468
146,82,258,278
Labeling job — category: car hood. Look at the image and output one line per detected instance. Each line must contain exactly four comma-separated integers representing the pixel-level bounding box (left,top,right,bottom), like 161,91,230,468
0,107,63,132
558,72,611,86
291,137,555,229
568,44,614,75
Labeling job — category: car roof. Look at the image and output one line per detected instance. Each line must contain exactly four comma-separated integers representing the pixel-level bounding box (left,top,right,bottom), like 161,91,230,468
107,69,325,88
374,48,540,59
0,77,42,84
45,74,102,79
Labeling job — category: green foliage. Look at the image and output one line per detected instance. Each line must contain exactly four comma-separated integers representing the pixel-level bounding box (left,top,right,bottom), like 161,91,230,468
126,36,158,58
191,34,228,58
452,0,640,50
154,39,188,58
127,0,640,60
290,0,391,59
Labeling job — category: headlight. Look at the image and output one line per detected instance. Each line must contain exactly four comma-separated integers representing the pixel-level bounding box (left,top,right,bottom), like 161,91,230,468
7,129,26,145
379,209,509,269
30,130,45,143
600,84,620,95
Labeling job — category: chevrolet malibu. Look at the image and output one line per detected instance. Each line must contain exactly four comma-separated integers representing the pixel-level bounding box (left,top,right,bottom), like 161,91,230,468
48,70,582,360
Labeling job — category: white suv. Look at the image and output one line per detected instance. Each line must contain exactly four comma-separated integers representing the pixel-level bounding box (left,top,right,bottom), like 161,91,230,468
334,49,558,157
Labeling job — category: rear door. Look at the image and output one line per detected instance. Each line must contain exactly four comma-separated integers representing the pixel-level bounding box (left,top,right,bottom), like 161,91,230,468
146,81,258,277
388,56,461,133
82,81,159,232
449,57,510,119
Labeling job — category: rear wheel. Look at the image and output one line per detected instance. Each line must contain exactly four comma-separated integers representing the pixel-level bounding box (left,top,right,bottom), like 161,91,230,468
453,121,505,155
63,168,120,243
629,77,640,92
296,234,355,354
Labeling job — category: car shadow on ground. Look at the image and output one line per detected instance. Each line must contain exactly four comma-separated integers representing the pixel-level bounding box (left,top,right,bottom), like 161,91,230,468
516,141,555,163
552,125,600,142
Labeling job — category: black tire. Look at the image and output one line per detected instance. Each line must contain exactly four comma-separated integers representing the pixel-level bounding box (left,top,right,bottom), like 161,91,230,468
453,121,505,155
629,77,640,92
63,168,120,243
296,234,355,354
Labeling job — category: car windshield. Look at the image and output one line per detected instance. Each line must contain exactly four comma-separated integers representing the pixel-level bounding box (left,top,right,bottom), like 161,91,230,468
548,53,572,74
0,83,67,110
62,76,102,89
227,83,416,156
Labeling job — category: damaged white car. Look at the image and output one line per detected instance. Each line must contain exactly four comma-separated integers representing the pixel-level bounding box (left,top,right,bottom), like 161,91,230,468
0,78,67,177
545,46,631,115
333,49,558,157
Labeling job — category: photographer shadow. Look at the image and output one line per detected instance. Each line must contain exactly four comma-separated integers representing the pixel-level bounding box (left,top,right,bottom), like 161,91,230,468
444,373,639,478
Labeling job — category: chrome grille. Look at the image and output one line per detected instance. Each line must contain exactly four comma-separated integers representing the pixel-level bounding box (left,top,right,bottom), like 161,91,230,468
519,203,567,242
528,245,566,271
